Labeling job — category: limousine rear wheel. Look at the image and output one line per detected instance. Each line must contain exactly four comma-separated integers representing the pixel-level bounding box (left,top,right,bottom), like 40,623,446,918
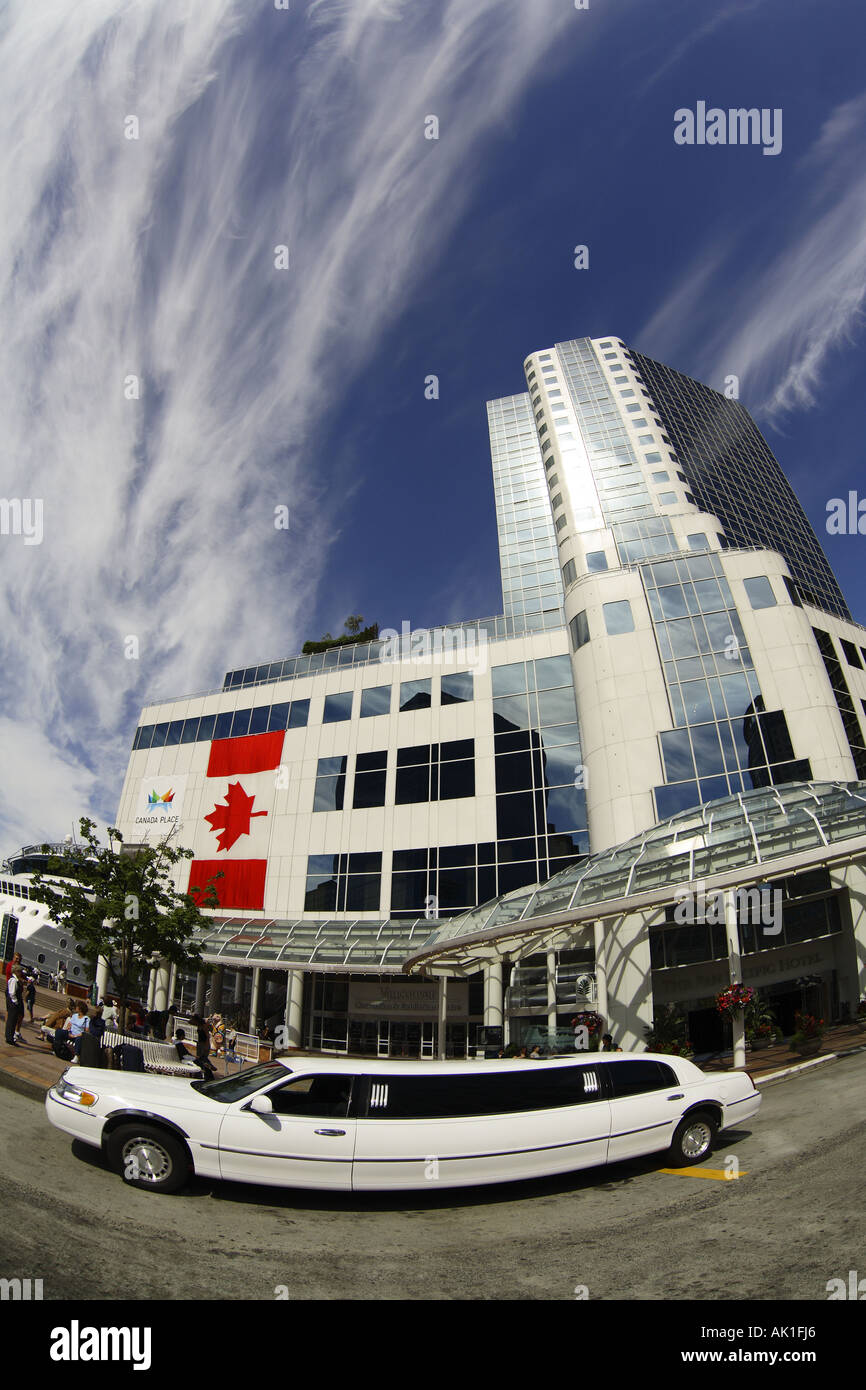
669,1111,717,1166
109,1124,189,1194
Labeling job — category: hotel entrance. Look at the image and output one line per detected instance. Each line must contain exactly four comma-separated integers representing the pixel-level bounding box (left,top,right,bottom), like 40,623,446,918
309,974,476,1057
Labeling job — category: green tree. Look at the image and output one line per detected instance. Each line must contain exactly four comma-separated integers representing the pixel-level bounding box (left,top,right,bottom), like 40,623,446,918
344,614,364,634
29,818,221,1031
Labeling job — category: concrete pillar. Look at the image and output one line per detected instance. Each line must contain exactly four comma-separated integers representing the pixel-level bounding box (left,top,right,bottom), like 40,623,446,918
146,967,157,1010
593,921,608,1027
437,976,448,1059
153,962,171,1012
546,948,557,1041
724,889,746,1070
483,963,503,1029
207,965,224,1014
233,970,245,1007
167,963,177,1011
95,955,111,1000
283,969,304,1050
194,971,208,1015
249,968,262,1033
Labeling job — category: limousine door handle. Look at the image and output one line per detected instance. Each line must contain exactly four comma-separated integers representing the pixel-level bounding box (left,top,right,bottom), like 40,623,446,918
667,1093,684,1101
314,1128,346,1137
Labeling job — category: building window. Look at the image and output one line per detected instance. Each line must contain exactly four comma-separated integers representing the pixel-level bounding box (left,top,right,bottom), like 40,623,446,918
562,559,577,587
288,699,310,728
551,493,563,510
687,534,708,551
304,852,381,912
658,491,677,505
645,452,663,463
570,610,590,649
313,756,347,812
586,550,608,572
555,515,568,532
395,741,475,804
603,600,635,635
323,691,354,723
352,750,387,809
441,671,474,704
744,576,777,610
841,639,863,669
399,678,431,711
360,684,391,718
651,471,670,483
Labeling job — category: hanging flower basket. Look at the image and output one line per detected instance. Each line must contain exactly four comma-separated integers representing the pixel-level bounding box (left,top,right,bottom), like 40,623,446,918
716,983,755,1015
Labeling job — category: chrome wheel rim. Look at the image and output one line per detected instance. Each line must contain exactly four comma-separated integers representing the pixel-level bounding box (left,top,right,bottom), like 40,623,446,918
122,1136,172,1185
682,1121,712,1158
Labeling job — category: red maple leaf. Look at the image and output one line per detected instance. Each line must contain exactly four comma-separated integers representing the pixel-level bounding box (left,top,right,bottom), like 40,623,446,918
205,781,268,852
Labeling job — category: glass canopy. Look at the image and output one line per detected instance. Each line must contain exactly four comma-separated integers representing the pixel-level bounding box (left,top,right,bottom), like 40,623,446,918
190,782,866,973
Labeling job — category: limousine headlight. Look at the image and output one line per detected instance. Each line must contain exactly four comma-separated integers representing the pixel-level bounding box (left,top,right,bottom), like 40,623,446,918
55,1078,99,1107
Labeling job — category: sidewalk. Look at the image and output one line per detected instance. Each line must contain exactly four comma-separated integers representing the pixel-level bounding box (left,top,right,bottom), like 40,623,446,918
1,991,864,1102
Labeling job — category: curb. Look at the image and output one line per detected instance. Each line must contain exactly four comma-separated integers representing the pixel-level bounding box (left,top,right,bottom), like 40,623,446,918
755,1042,866,1087
0,1065,51,1103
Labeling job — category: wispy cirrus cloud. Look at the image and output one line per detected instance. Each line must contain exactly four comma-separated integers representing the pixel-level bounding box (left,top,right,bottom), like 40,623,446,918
637,90,866,421
0,0,593,846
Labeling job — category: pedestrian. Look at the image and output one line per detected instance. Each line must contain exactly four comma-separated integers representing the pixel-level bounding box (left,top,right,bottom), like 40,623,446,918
5,951,23,984
25,975,37,1023
67,1001,91,1056
56,965,67,993
175,1027,215,1081
5,969,25,1045
89,1005,106,1043
190,1013,214,1076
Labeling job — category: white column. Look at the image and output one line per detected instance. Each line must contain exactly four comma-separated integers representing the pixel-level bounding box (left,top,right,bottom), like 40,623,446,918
194,971,208,1015
724,889,746,1070
283,969,304,1050
593,921,608,1027
483,963,503,1029
546,948,557,1040
249,968,262,1032
233,970,245,1007
146,967,157,1010
437,976,448,1059
95,955,111,1000
153,962,171,1012
167,963,177,1011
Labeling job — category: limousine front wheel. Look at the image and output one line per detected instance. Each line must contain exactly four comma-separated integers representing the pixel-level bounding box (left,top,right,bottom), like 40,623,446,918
669,1111,717,1166
108,1124,189,1194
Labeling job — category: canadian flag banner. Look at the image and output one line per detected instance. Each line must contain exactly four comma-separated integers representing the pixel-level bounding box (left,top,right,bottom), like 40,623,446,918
188,730,284,911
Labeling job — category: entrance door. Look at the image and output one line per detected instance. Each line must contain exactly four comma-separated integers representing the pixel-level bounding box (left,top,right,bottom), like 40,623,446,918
218,1072,357,1189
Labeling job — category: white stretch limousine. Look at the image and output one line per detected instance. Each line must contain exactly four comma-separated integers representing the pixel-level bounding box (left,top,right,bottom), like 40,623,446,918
45,1053,761,1194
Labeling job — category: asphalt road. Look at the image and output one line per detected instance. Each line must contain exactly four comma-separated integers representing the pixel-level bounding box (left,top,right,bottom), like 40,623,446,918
2,1056,864,1301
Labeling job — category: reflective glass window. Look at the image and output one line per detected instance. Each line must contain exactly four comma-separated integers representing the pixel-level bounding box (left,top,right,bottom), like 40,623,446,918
744,576,777,610
441,671,474,705
603,600,635,635
360,685,391,718
323,692,353,723
288,699,309,728
586,550,608,571
400,679,431,711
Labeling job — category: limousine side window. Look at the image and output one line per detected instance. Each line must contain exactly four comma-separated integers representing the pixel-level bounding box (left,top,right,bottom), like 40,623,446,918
364,1067,604,1120
606,1061,678,1098
268,1074,354,1118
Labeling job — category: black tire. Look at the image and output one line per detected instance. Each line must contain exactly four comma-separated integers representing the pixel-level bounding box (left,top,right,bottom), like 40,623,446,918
668,1110,718,1166
107,1124,190,1194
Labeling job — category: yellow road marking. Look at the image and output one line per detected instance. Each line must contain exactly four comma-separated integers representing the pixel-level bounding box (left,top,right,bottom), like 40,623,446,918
658,1167,748,1180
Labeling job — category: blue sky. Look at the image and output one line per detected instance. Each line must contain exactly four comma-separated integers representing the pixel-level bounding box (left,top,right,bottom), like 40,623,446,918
1,0,865,849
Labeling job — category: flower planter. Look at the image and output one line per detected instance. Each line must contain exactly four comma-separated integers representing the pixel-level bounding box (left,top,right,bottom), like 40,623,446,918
791,1040,822,1058
749,1036,773,1051
852,1018,866,1032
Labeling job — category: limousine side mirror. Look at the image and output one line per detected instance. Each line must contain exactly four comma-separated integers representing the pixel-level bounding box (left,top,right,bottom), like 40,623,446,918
248,1094,273,1115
